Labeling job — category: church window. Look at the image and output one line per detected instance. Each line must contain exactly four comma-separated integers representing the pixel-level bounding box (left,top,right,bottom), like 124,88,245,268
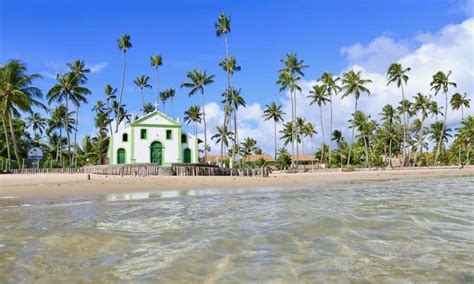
181,134,187,143
166,129,172,140
140,129,147,139
122,133,128,142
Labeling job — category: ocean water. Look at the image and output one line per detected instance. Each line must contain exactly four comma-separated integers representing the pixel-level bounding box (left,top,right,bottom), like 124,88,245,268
0,176,473,282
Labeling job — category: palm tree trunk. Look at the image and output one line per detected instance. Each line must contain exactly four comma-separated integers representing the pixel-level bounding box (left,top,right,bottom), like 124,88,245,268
363,135,369,168
401,84,408,167
290,91,295,168
155,68,160,111
172,98,175,118
329,98,333,168
389,138,393,168
73,105,79,168
201,91,208,160
347,99,358,167
459,107,464,164
320,106,325,167
435,92,448,165
65,94,71,166
415,120,424,167
7,112,21,166
294,92,299,170
274,120,277,160
2,115,11,170
116,51,127,133
233,102,238,162
140,88,145,114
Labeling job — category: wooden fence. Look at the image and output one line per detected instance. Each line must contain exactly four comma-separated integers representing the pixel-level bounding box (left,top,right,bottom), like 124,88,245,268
7,163,269,177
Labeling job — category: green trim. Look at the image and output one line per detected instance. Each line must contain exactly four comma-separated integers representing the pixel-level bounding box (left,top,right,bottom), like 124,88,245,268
131,123,181,128
150,140,164,165
109,135,114,165
178,128,182,162
130,127,135,163
166,129,173,140
140,128,147,140
194,134,198,163
117,148,126,164
132,110,180,126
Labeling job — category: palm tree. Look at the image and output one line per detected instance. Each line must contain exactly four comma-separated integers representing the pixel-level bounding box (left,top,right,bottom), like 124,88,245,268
48,72,90,165
115,33,132,133
429,101,444,121
430,70,456,165
387,63,411,166
280,121,301,153
26,112,47,135
0,60,43,166
451,92,470,120
167,88,176,118
429,121,452,163
150,54,163,111
212,125,234,157
240,137,258,162
263,102,285,160
181,69,215,159
331,129,346,166
308,84,330,165
215,12,232,130
47,104,75,166
303,122,317,164
184,105,202,138
143,103,154,114
457,116,473,165
160,90,168,113
104,84,117,134
134,75,152,113
341,70,372,167
411,93,431,166
319,72,341,168
277,71,301,167
67,59,91,167
295,117,306,156
349,111,372,168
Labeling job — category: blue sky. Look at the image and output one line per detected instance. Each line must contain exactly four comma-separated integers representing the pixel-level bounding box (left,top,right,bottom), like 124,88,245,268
1,0,472,153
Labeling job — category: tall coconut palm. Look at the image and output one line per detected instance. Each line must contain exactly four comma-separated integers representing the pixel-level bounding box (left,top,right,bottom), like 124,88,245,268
181,69,215,159
67,59,91,167
308,84,330,165
240,137,258,162
411,93,431,166
429,121,452,162
167,88,176,118
303,122,317,165
451,92,470,120
26,112,47,135
430,70,456,165
160,90,168,113
279,53,308,168
48,72,90,165
150,54,163,111
134,75,152,113
319,72,341,168
341,70,372,166
263,102,285,160
429,101,444,121
457,116,473,165
387,63,411,166
450,92,470,163
184,105,202,138
143,103,154,114
104,84,117,134
115,33,132,133
211,125,234,157
0,60,43,166
331,129,344,168
277,71,302,167
215,12,232,129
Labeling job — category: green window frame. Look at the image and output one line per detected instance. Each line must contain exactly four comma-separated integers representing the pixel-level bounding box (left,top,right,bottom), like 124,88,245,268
140,129,147,140
166,129,172,140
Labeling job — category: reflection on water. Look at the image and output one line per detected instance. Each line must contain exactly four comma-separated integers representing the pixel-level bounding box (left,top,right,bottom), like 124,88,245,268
0,176,473,282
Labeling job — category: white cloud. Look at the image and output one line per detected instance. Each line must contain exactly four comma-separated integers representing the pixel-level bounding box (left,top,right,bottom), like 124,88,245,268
42,72,57,80
89,61,109,73
198,18,474,155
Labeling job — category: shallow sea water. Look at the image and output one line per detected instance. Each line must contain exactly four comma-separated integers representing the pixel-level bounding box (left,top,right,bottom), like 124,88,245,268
0,176,473,283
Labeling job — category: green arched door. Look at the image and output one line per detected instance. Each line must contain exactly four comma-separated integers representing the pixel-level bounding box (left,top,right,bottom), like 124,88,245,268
117,148,126,164
183,148,192,163
150,141,163,165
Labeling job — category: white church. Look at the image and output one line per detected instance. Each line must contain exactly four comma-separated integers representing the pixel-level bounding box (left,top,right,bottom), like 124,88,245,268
108,110,200,166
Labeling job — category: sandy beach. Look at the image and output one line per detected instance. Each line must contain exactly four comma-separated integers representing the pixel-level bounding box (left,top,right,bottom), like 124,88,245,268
1,167,473,199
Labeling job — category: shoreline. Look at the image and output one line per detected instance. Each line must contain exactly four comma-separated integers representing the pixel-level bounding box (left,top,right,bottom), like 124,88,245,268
1,167,473,200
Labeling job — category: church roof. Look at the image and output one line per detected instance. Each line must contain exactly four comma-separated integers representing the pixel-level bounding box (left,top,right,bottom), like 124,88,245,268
131,110,180,126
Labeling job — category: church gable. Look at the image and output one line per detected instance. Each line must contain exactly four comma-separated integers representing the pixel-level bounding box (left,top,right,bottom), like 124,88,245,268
132,111,180,127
